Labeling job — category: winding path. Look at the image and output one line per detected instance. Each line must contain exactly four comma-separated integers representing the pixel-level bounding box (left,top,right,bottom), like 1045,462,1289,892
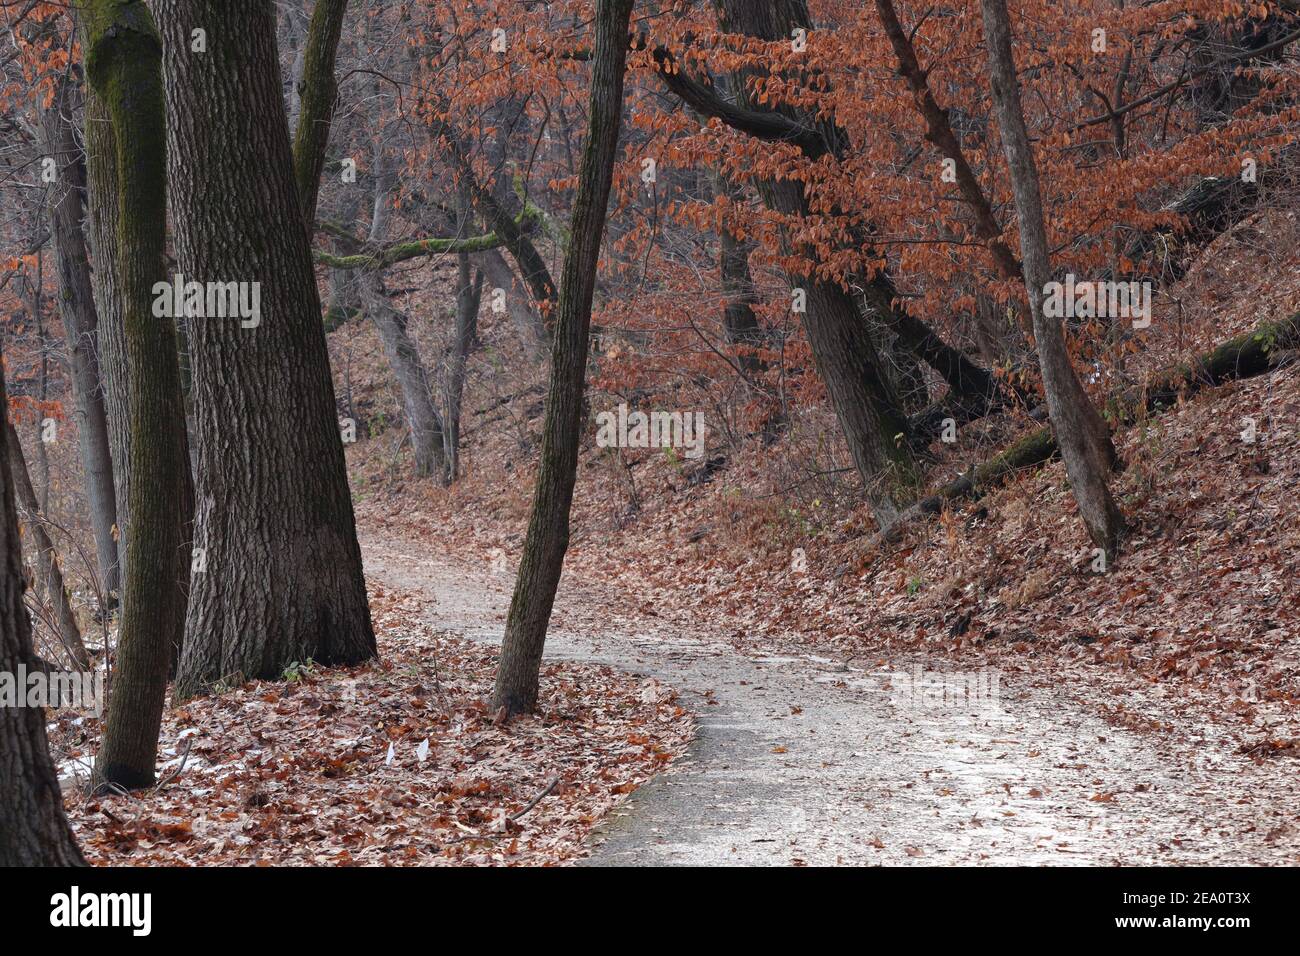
361,531,1300,866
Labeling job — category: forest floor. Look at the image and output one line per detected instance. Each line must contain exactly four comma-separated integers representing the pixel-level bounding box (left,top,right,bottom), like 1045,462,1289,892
57,578,692,866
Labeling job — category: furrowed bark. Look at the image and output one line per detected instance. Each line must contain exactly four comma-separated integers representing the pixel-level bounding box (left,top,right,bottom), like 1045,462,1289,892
82,89,130,592
157,0,375,698
491,0,636,717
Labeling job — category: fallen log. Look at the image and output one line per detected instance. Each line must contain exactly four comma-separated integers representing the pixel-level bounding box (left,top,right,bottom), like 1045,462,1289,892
874,311,1300,544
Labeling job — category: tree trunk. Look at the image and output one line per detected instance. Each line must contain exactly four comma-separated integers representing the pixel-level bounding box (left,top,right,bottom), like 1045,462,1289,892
39,64,121,604
5,420,89,670
82,0,192,791
323,190,363,331
359,144,448,481
83,90,131,594
709,169,767,375
714,0,923,522
290,0,349,222
476,247,546,357
443,253,484,481
359,272,448,480
491,0,635,717
980,0,1125,558
0,348,85,867
157,0,375,698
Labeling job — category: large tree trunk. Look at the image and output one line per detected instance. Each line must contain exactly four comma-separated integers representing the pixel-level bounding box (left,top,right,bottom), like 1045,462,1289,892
491,0,635,717
0,348,85,867
82,0,192,791
5,420,89,670
980,0,1125,558
38,60,120,604
157,0,375,698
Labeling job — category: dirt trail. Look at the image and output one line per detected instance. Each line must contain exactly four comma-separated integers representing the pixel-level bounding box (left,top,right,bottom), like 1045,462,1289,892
360,531,1300,866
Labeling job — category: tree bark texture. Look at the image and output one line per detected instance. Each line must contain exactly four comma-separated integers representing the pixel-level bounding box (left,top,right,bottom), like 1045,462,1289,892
82,0,192,790
156,0,376,698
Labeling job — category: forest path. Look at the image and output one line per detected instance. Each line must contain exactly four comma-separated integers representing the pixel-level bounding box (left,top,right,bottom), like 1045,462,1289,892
360,530,1300,866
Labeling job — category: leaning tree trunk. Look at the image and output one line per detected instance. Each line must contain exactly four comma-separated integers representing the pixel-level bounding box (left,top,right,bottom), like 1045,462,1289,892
290,0,349,222
491,0,636,717
6,420,89,670
39,65,120,604
82,0,192,791
476,247,546,358
0,348,86,867
359,272,448,480
980,0,1125,559
157,0,375,698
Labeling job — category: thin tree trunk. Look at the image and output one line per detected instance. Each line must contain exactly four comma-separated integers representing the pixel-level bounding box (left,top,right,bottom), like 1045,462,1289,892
82,0,192,790
83,90,130,595
980,0,1125,558
157,0,375,697
27,269,52,516
709,169,766,375
491,0,635,717
0,348,85,867
323,190,363,332
443,253,483,481
39,68,121,605
291,0,349,222
5,420,89,670
359,144,448,480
